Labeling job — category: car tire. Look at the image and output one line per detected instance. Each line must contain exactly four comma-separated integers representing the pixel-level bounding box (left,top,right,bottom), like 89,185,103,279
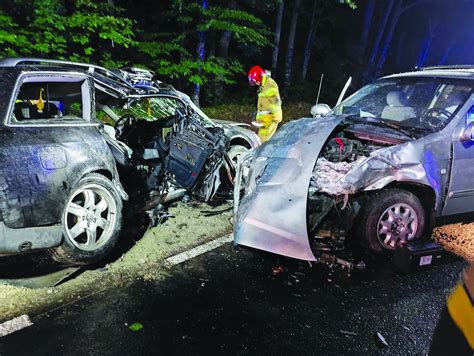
227,144,249,167
358,188,425,254
48,173,123,265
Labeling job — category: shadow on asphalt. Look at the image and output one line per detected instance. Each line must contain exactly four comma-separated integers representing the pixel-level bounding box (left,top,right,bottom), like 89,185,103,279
0,210,151,282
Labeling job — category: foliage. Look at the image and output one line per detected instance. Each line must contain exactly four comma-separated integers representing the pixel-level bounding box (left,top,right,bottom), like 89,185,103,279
339,0,357,10
0,0,358,105
135,1,271,91
0,0,136,67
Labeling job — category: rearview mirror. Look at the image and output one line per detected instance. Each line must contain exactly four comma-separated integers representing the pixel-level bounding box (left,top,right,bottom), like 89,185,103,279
311,103,331,117
461,122,474,142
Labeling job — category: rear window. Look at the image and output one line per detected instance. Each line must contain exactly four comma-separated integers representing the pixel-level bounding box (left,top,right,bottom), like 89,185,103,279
11,77,89,123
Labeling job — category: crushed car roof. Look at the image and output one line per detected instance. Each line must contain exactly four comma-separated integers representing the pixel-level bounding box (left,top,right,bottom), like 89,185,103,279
0,58,177,97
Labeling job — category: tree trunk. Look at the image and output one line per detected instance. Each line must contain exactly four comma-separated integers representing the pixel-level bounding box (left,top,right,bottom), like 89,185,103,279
374,1,402,77
358,0,376,60
416,30,433,68
368,0,393,67
271,0,284,74
284,0,300,88
217,0,237,57
439,43,454,65
215,0,237,99
375,0,434,77
301,0,320,81
193,0,208,106
395,31,406,69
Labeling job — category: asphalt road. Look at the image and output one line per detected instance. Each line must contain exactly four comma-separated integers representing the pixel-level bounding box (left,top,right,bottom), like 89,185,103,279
0,243,465,355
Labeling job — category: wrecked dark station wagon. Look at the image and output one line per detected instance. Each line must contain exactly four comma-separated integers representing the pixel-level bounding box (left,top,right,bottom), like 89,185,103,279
234,66,474,261
0,58,259,265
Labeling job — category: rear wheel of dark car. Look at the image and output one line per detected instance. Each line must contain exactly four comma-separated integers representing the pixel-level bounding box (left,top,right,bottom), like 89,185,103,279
358,188,425,254
48,173,123,265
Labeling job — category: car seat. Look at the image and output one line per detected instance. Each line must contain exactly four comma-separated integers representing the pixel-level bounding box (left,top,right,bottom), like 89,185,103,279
13,101,32,121
381,91,416,122
445,90,467,114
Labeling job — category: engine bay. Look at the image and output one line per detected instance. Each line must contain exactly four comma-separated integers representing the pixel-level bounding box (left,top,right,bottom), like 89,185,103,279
307,127,391,244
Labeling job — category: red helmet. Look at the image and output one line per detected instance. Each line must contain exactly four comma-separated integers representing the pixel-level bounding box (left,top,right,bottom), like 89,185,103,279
248,65,265,86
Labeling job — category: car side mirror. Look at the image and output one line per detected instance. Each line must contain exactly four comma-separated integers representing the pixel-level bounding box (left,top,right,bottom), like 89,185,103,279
311,103,331,118
461,122,474,142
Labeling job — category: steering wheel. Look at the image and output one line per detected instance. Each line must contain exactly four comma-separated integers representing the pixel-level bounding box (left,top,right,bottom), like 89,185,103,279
115,115,137,139
421,108,452,128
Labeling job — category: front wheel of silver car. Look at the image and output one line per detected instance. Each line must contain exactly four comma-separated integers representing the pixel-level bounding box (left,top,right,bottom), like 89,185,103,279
358,188,425,254
227,145,249,168
48,173,123,265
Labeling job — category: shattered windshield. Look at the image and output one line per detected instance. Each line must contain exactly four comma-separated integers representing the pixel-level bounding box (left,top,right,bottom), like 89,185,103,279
331,77,473,135
97,95,215,126
123,96,184,121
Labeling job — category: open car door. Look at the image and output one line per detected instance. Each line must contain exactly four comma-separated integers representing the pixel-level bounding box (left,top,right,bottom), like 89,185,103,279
167,113,223,190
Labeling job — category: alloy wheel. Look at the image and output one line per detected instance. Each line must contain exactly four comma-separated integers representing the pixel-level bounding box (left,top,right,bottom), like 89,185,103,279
64,183,118,252
377,203,418,249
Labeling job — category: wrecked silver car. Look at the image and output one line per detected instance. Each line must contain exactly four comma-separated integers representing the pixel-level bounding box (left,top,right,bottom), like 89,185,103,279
234,66,474,260
0,58,259,265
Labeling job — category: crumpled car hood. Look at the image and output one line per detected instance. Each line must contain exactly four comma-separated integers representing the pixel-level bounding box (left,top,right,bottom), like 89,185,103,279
233,116,342,261
233,114,450,260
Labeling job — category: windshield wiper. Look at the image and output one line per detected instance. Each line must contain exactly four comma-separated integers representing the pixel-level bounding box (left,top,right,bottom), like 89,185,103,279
343,115,416,139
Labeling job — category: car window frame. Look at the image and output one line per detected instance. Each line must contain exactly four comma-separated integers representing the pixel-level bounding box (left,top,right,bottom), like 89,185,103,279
125,94,186,122
6,71,98,127
331,76,474,135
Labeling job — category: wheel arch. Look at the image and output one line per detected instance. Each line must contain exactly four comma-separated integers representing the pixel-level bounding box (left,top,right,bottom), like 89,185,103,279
229,136,252,149
88,168,113,181
80,168,128,201
382,181,436,232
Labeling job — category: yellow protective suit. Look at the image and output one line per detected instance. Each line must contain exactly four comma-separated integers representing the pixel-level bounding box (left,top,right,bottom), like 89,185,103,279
256,75,282,142
430,264,474,354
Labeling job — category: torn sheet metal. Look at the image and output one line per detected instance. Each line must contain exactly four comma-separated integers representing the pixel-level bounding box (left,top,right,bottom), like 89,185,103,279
312,157,367,196
310,136,449,205
234,116,342,261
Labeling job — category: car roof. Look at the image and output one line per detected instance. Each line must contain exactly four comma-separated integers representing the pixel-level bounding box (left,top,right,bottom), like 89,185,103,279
383,65,474,80
0,58,178,97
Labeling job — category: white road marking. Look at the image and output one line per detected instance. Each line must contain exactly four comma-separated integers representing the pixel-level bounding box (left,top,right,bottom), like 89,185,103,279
165,234,233,267
0,314,33,337
0,235,233,337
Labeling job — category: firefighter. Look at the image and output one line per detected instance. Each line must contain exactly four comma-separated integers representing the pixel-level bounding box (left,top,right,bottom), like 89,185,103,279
429,263,474,355
248,65,282,142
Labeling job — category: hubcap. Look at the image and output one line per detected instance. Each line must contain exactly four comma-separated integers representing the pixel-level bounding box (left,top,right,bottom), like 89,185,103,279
377,203,418,249
64,183,118,252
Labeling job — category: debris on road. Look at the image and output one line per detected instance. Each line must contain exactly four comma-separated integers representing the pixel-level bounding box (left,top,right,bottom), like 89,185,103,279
339,330,359,337
272,266,284,276
317,253,366,273
376,332,389,347
129,322,144,331
201,206,233,217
